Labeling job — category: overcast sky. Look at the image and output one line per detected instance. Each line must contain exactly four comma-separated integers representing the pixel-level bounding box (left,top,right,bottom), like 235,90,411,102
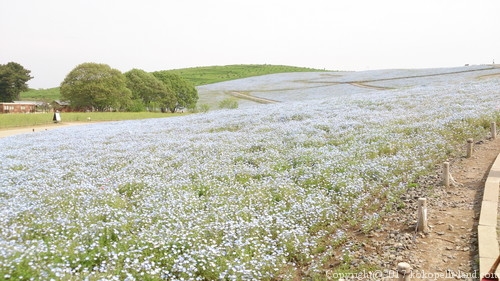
1,0,499,89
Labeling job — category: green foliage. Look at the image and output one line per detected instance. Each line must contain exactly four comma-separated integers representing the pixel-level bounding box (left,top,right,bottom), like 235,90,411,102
197,104,210,113
360,214,381,234
0,113,52,128
60,63,132,111
9,164,26,171
438,114,499,158
165,64,330,86
118,182,146,199
124,69,172,111
0,112,187,129
0,62,33,102
218,97,238,109
20,87,60,102
126,99,147,112
152,71,198,112
208,124,242,132
22,64,324,106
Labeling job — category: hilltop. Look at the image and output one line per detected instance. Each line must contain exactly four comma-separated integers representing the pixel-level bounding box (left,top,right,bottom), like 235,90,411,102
20,64,330,102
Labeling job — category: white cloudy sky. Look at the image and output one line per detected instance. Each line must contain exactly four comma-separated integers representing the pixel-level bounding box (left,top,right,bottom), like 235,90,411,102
1,0,499,88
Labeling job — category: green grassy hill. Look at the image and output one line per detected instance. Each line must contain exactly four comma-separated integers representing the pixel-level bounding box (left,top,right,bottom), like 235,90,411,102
164,64,329,86
20,87,61,102
20,64,329,101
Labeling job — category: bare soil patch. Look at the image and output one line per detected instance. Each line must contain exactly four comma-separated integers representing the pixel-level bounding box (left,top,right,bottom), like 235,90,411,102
477,73,500,80
228,91,280,104
330,137,500,280
348,82,394,90
411,137,500,279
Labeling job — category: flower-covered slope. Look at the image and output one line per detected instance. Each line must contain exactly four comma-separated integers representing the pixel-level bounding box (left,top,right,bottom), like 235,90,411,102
1,66,500,280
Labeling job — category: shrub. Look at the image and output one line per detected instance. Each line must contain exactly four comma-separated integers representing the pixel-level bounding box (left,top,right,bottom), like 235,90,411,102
218,97,238,109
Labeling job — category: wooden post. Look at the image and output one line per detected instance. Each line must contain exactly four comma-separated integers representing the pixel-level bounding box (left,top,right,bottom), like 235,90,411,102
492,122,497,140
466,138,473,158
443,162,450,188
417,198,428,232
397,262,411,281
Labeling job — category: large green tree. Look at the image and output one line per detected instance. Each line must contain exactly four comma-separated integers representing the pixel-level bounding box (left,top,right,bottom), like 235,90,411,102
0,62,33,102
124,69,174,112
152,71,198,112
60,63,132,111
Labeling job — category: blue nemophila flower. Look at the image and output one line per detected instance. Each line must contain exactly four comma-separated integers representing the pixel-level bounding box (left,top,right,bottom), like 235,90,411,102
1,67,499,279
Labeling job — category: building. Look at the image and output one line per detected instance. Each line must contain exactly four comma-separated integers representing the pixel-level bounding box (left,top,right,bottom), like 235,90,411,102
0,101,39,113
51,100,72,112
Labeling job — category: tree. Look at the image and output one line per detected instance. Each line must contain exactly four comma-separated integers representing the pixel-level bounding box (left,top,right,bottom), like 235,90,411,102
124,69,173,112
60,63,132,111
152,71,198,112
0,62,33,102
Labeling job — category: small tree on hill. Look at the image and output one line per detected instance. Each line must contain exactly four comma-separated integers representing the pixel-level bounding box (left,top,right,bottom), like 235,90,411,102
60,63,132,111
152,71,198,112
0,62,33,102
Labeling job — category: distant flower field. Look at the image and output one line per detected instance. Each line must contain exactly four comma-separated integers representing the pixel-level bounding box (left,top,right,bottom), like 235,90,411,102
1,67,500,280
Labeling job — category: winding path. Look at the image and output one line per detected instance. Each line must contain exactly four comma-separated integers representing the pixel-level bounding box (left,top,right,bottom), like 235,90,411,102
238,65,500,102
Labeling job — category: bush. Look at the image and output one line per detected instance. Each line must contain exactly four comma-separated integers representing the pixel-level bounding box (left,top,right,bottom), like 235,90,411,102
197,104,210,113
218,98,238,109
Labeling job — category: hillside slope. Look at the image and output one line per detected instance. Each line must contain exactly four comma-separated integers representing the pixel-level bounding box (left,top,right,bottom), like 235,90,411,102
2,65,500,280
197,64,500,109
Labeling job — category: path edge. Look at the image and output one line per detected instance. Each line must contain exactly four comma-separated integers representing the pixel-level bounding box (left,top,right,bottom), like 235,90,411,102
478,152,500,277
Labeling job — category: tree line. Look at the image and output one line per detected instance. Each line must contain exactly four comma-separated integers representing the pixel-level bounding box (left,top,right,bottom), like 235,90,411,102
60,63,198,112
0,62,198,113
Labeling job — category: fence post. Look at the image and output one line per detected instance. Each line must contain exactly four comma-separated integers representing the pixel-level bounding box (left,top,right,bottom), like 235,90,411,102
443,162,450,188
397,262,411,281
466,138,473,158
417,198,428,232
492,122,497,140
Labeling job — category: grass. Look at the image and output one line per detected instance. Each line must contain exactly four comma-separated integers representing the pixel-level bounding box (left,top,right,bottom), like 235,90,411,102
19,64,329,102
0,112,186,129
5,67,497,279
20,87,60,101
165,64,330,86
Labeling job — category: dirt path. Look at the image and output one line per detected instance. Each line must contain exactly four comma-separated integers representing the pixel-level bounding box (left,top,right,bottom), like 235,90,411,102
228,91,280,104
0,122,88,139
412,137,500,278
321,137,500,280
348,82,394,90
373,137,500,280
